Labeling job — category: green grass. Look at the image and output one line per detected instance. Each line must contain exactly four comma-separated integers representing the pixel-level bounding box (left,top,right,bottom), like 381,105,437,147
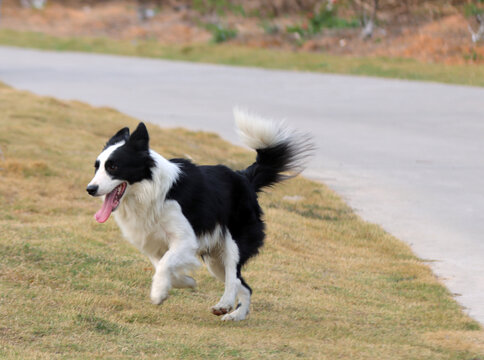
0,29,484,87
0,83,483,359
192,0,246,16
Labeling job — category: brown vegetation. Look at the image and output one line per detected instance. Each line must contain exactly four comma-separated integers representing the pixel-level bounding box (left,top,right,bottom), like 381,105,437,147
1,0,483,63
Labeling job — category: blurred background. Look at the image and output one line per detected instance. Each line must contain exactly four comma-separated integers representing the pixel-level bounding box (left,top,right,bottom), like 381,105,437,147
0,0,483,65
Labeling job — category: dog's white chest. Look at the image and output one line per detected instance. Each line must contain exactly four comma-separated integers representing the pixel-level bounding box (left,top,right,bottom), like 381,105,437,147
113,205,168,258
113,199,197,261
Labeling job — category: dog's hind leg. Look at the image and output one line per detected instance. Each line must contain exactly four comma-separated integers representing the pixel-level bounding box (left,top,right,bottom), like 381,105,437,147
210,234,240,316
204,252,225,283
206,253,252,321
221,275,251,321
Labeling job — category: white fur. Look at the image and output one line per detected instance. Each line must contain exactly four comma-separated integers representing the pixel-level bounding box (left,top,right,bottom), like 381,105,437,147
204,237,250,321
234,107,290,150
113,151,182,255
211,234,240,315
197,224,225,255
148,200,200,304
222,283,251,321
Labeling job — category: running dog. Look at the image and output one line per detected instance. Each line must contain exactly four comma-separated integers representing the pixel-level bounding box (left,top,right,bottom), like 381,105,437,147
86,109,312,321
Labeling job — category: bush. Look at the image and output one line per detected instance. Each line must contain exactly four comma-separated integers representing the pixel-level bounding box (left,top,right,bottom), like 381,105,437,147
205,23,238,43
287,7,359,38
260,20,280,35
464,3,484,17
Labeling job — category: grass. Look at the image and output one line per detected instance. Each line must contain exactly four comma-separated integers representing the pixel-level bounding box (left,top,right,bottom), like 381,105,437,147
0,84,483,359
1,29,484,87
192,0,246,16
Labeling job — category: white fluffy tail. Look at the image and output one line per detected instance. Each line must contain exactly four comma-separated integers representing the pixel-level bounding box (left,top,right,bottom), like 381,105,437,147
234,108,291,150
234,107,314,191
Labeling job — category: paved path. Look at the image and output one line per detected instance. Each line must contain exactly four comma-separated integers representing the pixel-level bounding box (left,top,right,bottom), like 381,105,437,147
1,46,483,323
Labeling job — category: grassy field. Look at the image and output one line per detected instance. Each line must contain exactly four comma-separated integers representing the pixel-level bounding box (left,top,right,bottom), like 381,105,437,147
1,29,484,87
0,83,483,359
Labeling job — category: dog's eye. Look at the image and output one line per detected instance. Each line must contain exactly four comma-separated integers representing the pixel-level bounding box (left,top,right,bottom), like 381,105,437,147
106,162,118,172
94,160,100,172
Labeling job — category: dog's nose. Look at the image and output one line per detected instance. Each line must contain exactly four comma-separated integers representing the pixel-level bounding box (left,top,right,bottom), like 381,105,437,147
86,184,99,196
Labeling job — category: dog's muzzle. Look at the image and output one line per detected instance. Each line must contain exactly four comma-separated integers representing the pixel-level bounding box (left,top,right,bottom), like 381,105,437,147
86,184,99,196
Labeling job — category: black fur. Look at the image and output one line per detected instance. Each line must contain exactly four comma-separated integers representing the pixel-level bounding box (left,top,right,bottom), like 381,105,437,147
166,159,265,270
165,135,303,292
241,136,312,191
100,122,155,184
104,127,130,150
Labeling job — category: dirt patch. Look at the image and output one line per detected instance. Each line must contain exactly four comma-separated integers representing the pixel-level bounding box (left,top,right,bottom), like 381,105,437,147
0,1,211,44
372,14,484,64
0,0,483,64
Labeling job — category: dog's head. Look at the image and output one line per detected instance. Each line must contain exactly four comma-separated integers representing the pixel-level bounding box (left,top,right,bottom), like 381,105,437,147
86,122,154,223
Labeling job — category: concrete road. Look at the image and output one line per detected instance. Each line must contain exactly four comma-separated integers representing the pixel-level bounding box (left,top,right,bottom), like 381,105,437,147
1,46,483,323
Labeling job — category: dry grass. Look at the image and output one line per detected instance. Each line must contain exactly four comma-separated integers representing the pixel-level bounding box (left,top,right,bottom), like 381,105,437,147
0,83,482,359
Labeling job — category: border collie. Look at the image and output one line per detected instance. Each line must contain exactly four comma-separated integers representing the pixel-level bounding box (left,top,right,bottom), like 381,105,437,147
86,109,312,321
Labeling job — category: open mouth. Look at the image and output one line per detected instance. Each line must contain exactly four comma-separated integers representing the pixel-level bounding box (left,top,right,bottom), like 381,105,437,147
94,182,127,223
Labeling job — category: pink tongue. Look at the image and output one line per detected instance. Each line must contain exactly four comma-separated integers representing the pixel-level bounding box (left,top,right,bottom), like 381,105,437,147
94,188,118,223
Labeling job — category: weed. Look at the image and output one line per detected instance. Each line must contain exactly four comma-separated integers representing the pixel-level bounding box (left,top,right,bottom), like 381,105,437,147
465,3,484,17
260,20,279,35
464,49,484,62
205,23,237,43
287,7,359,38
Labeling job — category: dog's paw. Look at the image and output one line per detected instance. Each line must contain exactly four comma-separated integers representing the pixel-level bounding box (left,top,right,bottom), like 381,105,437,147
211,304,233,316
150,287,169,305
151,293,168,305
221,310,248,322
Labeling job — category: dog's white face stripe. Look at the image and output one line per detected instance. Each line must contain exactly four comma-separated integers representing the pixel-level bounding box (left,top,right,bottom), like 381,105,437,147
88,142,125,196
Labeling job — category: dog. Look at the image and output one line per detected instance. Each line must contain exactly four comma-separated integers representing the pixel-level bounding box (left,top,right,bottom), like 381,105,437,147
86,109,312,321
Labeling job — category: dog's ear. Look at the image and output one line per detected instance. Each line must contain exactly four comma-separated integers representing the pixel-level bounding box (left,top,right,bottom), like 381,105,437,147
128,122,149,151
104,127,130,149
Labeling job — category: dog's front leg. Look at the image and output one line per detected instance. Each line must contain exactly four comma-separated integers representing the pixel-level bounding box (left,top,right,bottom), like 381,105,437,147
150,243,200,305
150,252,173,305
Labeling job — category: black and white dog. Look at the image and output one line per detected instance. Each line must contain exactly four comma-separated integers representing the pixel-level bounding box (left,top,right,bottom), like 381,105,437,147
86,109,312,321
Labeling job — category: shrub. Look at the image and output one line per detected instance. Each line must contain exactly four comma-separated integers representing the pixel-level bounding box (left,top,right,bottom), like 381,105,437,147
205,23,238,43
287,6,359,38
465,3,484,17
